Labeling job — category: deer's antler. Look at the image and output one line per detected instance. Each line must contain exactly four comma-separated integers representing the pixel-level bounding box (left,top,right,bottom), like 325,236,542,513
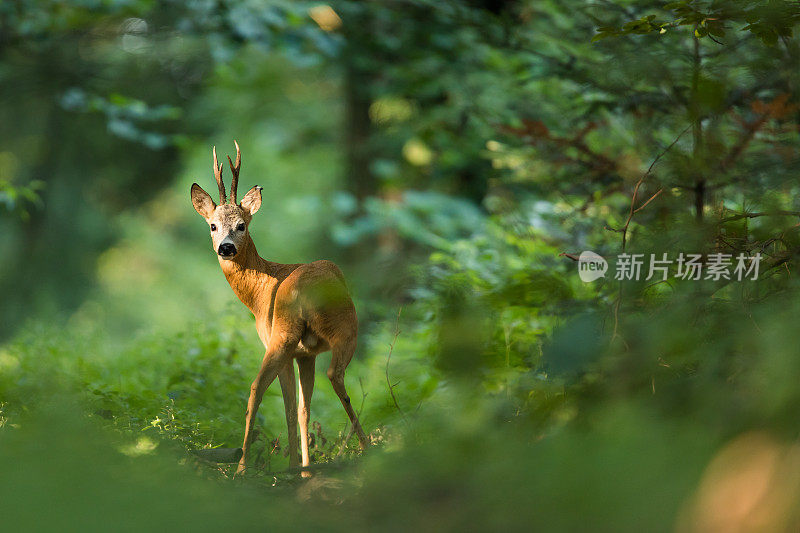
212,146,227,203
227,140,241,204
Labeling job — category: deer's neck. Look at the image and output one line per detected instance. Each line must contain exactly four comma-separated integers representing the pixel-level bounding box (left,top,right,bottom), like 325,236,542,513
218,235,281,322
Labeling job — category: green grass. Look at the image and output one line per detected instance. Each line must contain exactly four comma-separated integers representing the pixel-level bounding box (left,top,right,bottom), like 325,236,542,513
0,314,723,532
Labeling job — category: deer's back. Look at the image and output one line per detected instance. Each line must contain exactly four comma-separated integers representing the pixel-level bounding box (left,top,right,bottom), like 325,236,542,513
272,260,356,348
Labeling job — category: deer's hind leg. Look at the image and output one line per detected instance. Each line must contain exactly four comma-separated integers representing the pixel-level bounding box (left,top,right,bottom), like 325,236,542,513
297,355,316,477
278,362,299,468
327,335,369,450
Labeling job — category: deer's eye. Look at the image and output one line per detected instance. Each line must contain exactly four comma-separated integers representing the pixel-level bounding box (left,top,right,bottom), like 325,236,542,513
210,224,217,231
237,223,245,232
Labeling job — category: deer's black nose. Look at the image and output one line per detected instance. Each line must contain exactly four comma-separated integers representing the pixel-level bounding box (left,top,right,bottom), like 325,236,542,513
218,243,236,257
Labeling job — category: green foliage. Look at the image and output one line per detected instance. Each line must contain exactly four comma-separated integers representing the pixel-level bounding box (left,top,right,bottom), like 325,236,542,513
60,90,185,149
4,0,800,529
0,178,43,220
593,0,800,44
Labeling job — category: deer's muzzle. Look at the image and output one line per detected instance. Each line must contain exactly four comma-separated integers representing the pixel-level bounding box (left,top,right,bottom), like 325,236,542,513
218,242,236,257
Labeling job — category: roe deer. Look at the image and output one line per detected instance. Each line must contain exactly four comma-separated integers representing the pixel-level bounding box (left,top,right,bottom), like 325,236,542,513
190,141,369,474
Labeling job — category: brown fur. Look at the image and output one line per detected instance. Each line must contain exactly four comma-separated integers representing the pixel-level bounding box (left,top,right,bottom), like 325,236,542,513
190,143,368,474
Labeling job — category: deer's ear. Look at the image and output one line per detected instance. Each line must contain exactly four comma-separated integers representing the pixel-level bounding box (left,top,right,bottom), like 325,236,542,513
191,183,216,219
240,186,262,215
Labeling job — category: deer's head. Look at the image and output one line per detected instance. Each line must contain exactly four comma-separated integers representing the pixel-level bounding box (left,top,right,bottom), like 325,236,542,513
190,141,262,260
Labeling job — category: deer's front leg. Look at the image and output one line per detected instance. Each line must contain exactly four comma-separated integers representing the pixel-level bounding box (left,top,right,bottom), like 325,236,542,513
237,348,289,475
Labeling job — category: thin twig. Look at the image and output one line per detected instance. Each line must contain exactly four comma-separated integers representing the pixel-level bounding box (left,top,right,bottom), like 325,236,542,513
357,376,367,419
616,124,693,251
611,125,692,346
633,189,663,214
720,210,800,223
385,308,407,422
335,424,356,459
266,431,281,472
610,295,629,349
